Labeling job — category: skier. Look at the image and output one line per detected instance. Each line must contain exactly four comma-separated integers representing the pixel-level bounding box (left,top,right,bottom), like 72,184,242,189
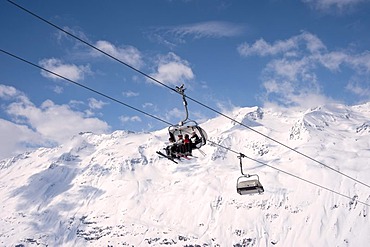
191,131,201,149
176,134,185,154
165,137,177,158
184,134,193,155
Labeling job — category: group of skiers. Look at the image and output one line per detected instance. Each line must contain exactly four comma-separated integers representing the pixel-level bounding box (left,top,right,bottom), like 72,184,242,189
165,131,201,158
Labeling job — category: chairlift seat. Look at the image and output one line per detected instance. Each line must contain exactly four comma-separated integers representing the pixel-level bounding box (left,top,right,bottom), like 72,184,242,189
237,177,264,195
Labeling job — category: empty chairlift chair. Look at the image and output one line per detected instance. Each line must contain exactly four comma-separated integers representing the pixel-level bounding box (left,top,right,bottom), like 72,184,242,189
236,154,264,195
237,174,264,195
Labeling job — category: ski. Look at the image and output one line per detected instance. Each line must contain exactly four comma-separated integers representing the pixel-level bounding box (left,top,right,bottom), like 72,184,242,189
175,152,191,160
156,151,178,164
186,154,197,159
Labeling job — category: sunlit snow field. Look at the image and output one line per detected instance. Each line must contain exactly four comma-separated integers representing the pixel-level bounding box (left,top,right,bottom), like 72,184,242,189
1,102,370,246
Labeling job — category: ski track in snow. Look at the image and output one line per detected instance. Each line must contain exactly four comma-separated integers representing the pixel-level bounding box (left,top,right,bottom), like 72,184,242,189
1,103,370,246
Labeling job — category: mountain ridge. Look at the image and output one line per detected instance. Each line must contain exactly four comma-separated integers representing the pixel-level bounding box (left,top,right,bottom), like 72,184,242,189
1,102,370,246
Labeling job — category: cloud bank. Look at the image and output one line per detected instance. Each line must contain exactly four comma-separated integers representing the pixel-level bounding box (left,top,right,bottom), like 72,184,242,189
92,40,144,69
39,58,92,81
238,31,370,107
302,0,369,12
150,52,194,87
149,21,247,48
168,21,246,39
0,84,110,160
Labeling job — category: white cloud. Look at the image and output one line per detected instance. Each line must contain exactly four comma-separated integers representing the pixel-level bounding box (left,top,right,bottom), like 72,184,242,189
0,84,32,106
122,91,139,97
54,28,144,68
215,99,236,114
265,57,314,82
169,21,246,39
150,52,194,86
119,115,142,123
55,26,91,45
0,84,19,98
84,109,95,117
165,107,184,122
142,103,154,108
239,31,370,106
238,32,326,57
300,32,327,54
69,100,84,107
260,56,325,106
53,85,64,94
0,85,110,159
262,79,331,108
318,50,370,73
348,51,370,73
6,99,109,143
317,51,348,71
150,21,246,48
88,98,108,110
346,82,370,97
93,40,143,68
302,0,368,12
142,102,158,112
0,118,44,160
238,38,298,57
263,79,294,96
39,58,91,81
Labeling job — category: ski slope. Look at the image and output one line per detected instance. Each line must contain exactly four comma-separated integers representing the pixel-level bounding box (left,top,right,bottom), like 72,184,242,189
1,102,370,246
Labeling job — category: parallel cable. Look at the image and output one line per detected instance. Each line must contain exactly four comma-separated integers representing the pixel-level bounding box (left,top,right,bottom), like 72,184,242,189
6,0,177,95
2,48,369,207
1,48,370,207
5,0,370,190
208,139,370,207
187,96,370,190
0,49,172,127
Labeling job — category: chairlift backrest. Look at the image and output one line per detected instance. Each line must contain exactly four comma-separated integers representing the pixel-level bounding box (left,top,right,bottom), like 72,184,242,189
236,175,264,195
168,121,207,149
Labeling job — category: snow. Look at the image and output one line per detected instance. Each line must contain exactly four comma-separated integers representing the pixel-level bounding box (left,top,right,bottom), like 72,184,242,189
1,102,370,246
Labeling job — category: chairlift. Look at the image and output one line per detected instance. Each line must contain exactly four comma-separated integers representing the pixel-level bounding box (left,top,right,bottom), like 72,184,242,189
157,84,207,162
236,154,264,195
237,174,264,195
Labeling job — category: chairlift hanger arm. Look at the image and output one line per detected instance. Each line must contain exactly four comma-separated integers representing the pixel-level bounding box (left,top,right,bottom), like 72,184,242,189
175,84,189,125
238,153,246,176
238,154,261,179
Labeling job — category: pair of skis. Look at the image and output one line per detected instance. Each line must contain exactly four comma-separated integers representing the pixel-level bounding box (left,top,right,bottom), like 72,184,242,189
156,151,193,164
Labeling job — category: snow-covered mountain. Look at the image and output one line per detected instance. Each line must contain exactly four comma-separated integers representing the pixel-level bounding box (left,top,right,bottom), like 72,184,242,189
1,102,370,246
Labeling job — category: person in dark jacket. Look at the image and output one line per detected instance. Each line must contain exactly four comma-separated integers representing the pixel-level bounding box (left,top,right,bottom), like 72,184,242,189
165,136,177,158
191,131,201,149
184,134,193,155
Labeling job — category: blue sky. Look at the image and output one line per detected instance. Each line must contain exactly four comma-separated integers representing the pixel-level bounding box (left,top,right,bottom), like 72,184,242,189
1,0,370,159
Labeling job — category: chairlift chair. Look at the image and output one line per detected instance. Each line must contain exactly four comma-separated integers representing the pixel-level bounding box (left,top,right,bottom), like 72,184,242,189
157,84,208,161
236,154,264,195
237,174,264,195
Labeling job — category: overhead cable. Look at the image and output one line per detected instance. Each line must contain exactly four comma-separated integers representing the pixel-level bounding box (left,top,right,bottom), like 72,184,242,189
7,0,370,190
0,49,172,127
1,48,369,208
208,140,370,207
6,0,177,95
7,0,369,191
